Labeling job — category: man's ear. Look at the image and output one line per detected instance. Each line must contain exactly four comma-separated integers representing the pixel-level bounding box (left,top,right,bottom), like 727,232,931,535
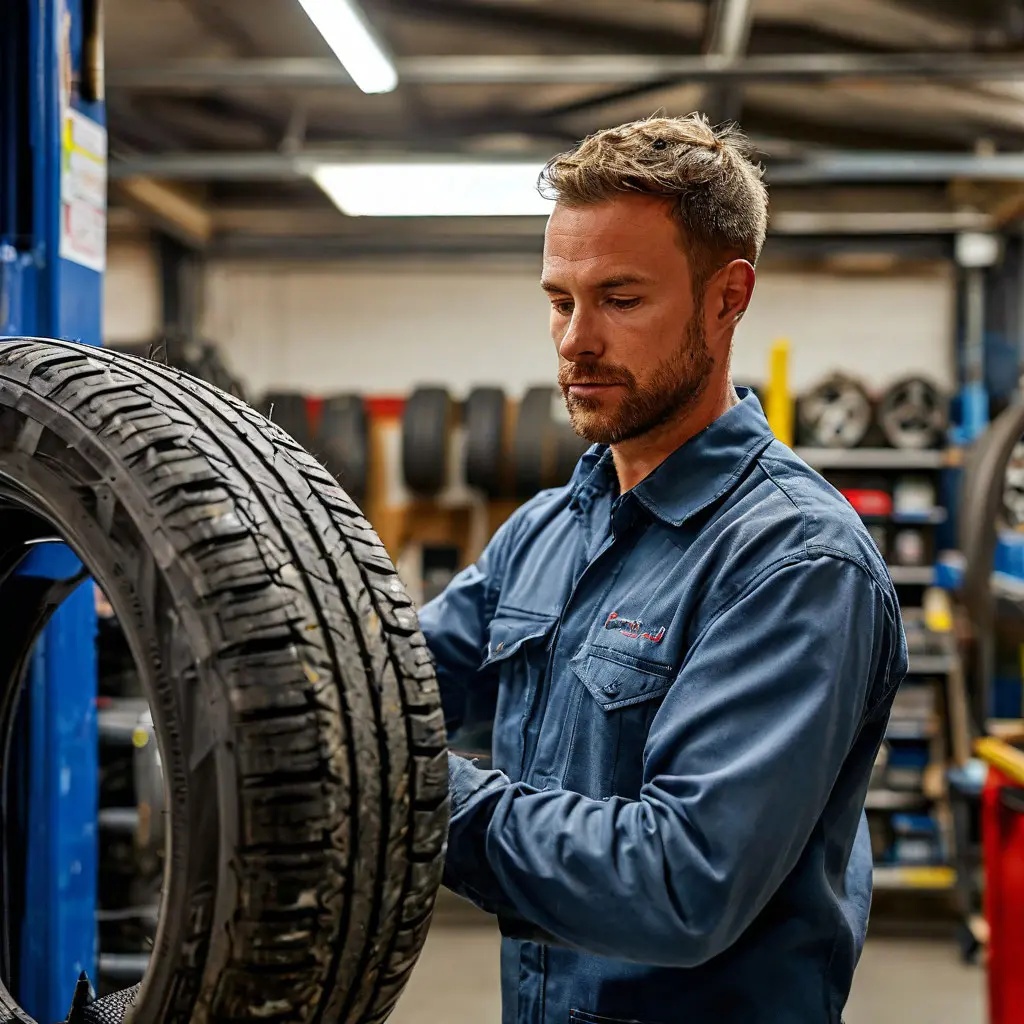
712,259,756,325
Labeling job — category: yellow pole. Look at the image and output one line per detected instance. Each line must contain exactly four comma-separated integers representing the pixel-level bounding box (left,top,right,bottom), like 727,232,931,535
766,338,793,446
974,736,1024,788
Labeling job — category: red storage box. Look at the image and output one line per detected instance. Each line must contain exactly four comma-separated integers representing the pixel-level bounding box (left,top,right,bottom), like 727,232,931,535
841,488,893,518
983,765,1024,1023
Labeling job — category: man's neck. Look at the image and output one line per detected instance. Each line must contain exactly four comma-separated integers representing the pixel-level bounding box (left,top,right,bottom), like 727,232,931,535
610,376,740,493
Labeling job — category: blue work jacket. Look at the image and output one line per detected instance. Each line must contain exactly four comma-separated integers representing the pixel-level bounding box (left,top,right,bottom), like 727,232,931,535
418,389,907,1024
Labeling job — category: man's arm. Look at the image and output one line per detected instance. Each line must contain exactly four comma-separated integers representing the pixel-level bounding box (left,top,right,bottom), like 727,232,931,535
417,510,525,733
443,554,904,967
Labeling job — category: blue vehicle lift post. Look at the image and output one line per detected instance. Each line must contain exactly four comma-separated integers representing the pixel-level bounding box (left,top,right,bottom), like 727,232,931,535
0,0,106,1017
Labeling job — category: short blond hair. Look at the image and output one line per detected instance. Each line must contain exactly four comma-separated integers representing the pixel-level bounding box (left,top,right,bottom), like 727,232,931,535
539,114,768,286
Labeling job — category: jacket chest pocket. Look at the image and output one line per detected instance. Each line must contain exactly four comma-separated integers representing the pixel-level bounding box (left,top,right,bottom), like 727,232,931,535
570,1010,663,1024
482,610,557,776
564,646,674,799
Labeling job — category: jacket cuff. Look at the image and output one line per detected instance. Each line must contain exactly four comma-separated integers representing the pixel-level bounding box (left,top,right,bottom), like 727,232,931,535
443,752,512,911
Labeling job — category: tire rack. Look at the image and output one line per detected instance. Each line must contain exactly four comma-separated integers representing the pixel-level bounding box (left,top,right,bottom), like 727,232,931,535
94,597,159,995
796,447,960,893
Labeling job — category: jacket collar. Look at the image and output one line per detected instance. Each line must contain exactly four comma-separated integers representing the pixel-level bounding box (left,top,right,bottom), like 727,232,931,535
569,388,775,527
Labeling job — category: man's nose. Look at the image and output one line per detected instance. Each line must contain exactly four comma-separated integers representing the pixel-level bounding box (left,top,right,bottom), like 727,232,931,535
558,306,604,362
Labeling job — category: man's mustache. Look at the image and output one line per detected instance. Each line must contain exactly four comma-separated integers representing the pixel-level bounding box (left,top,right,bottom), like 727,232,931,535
558,363,636,389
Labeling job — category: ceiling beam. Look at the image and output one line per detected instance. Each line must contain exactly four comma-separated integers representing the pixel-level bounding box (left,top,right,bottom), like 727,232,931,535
108,52,1024,91
108,148,1024,185
371,0,896,57
700,0,755,123
177,0,261,55
739,100,1024,153
113,177,213,246
369,0,704,55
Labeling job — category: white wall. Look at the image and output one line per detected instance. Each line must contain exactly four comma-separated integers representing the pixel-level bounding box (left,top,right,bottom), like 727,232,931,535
103,239,160,344
201,259,957,399
103,242,956,398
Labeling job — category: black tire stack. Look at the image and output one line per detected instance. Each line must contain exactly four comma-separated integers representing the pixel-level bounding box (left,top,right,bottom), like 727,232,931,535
399,384,590,502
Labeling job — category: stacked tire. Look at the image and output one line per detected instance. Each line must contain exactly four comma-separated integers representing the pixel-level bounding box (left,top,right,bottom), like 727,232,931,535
400,384,589,501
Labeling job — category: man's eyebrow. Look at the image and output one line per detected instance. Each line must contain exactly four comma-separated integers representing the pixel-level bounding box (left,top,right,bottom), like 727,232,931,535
595,274,650,289
541,274,650,293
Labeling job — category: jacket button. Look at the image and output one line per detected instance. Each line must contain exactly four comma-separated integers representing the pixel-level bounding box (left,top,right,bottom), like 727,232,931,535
603,683,619,695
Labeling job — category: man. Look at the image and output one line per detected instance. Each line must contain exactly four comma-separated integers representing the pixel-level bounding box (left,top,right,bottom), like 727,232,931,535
418,114,906,1024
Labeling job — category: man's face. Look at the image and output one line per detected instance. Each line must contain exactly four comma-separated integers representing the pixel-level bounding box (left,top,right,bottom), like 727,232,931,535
542,194,713,445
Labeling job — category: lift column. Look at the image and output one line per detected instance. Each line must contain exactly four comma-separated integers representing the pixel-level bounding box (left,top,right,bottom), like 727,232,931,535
0,0,106,1018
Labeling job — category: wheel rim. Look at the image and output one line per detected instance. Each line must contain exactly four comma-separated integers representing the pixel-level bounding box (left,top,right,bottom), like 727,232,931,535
878,378,946,450
800,378,872,448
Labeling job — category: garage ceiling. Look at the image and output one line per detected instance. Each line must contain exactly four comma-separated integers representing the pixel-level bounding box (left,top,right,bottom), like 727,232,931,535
102,0,1024,254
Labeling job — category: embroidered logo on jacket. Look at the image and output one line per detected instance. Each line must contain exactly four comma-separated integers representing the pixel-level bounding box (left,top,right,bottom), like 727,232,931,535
604,611,665,644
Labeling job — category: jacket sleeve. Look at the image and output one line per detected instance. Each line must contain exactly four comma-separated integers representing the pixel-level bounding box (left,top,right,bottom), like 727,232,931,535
416,510,521,733
442,554,905,967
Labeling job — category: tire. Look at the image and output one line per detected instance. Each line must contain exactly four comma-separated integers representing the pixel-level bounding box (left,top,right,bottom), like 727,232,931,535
259,391,315,452
320,394,370,504
109,339,247,403
463,387,507,498
513,387,559,499
401,388,452,496
0,339,448,1024
552,423,589,488
961,403,1024,622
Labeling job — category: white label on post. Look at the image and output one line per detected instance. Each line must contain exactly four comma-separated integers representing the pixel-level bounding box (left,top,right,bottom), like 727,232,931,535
59,108,108,273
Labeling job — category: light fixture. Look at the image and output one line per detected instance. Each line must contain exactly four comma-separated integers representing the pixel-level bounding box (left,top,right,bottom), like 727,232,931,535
313,162,554,217
296,0,398,95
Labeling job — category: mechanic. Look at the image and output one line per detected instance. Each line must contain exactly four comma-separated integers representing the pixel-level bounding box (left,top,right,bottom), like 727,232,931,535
418,114,907,1024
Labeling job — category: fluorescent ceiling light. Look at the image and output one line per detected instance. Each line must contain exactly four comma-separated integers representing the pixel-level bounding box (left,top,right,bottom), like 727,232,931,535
296,0,398,94
313,162,554,217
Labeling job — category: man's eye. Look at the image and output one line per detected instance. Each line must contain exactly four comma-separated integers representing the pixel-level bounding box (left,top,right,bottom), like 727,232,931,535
610,297,641,310
553,301,574,316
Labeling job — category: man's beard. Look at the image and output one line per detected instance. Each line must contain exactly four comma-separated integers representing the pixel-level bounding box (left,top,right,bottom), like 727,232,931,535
558,316,713,445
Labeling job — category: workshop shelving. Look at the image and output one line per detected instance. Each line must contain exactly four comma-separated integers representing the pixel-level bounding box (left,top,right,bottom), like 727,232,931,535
872,864,957,892
865,789,932,811
801,444,960,885
795,447,948,471
889,566,936,586
94,591,159,996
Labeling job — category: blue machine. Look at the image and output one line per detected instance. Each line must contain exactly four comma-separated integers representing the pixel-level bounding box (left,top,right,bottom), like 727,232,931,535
0,0,105,1017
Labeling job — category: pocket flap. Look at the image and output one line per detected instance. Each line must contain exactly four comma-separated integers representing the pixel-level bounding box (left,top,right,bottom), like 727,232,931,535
569,646,673,711
481,611,557,668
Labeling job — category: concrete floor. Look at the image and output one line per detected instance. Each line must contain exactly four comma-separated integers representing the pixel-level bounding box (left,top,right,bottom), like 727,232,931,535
391,900,985,1024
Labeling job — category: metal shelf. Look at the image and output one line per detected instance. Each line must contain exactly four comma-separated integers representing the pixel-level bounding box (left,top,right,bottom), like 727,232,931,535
888,566,935,586
860,508,947,525
865,788,931,810
991,571,1024,601
886,718,939,741
98,807,140,834
872,864,956,891
98,953,149,983
907,654,956,675
97,699,150,744
796,447,947,470
893,508,948,526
